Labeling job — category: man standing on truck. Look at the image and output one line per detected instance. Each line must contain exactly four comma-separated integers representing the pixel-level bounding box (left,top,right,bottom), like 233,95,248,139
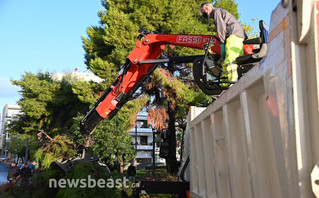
199,2,247,84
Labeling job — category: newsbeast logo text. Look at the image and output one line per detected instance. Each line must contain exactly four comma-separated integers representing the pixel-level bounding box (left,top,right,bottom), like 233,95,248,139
176,36,213,44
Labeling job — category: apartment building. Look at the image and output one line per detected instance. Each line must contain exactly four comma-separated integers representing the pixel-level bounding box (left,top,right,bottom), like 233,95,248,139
53,68,104,83
0,104,22,155
128,111,164,164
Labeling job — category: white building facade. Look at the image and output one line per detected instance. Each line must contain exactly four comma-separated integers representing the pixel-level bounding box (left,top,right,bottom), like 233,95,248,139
1,105,22,155
53,69,104,83
128,111,164,164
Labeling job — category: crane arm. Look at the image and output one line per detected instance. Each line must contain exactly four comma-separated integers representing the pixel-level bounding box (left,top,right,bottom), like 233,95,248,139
79,33,222,135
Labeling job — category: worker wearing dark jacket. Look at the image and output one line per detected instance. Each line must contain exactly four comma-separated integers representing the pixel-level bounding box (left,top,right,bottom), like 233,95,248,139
127,162,136,181
200,2,247,84
7,162,20,183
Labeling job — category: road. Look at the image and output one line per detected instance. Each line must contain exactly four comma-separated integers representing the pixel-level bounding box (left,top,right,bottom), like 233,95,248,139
0,163,9,184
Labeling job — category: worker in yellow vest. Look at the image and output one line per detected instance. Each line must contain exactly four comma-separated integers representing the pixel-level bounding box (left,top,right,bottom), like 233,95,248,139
200,2,247,85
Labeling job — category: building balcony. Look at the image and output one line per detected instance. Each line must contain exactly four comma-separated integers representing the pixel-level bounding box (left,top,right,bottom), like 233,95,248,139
136,151,152,159
136,145,155,150
129,127,152,133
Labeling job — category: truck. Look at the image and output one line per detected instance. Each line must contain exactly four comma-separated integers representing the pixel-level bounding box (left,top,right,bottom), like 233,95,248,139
181,0,319,197
79,0,319,197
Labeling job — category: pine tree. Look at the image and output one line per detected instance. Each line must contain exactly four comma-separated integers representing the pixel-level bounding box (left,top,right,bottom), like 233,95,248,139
82,0,244,174
10,72,89,136
8,73,92,166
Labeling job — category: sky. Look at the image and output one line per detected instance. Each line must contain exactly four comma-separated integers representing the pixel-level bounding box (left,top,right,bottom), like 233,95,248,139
0,0,280,112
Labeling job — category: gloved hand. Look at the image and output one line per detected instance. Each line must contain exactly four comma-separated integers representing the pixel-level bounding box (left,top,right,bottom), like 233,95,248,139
220,43,226,59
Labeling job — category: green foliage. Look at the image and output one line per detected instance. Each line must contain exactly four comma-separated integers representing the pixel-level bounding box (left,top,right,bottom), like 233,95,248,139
71,79,104,106
35,168,63,184
9,72,100,166
1,161,123,197
69,115,86,145
7,134,26,158
35,135,76,169
9,72,89,136
214,0,240,19
0,162,122,198
9,68,149,167
81,0,250,173
56,162,121,198
7,134,39,160
31,169,63,198
83,0,209,76
82,0,250,116
152,68,196,103
10,73,58,133
0,168,63,198
92,95,150,165
82,0,217,128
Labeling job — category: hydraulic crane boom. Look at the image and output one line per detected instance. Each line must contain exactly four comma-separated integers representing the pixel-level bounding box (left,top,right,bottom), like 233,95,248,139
79,33,221,135
79,28,264,135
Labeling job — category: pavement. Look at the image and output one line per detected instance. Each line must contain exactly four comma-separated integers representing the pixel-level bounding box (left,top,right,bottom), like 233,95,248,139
0,162,9,184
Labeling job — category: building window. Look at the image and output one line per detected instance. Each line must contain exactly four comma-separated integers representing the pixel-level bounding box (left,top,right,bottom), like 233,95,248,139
140,136,148,145
136,120,148,128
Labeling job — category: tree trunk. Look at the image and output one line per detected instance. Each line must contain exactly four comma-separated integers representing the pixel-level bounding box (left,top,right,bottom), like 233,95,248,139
166,101,179,174
120,154,124,175
84,135,93,148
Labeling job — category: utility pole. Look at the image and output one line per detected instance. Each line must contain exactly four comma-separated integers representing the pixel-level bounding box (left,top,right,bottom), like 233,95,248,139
152,128,156,175
152,129,160,175
135,121,137,153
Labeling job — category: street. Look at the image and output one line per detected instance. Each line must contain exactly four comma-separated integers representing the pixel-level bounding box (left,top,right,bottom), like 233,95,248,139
0,163,9,184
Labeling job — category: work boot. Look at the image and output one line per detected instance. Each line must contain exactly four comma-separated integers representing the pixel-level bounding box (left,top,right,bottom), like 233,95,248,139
205,58,223,78
226,63,239,83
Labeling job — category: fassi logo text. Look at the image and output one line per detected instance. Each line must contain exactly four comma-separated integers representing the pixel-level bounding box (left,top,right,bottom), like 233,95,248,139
176,36,202,44
176,36,212,44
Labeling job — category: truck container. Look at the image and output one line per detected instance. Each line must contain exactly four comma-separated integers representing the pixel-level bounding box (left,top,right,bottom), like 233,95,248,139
181,0,319,197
